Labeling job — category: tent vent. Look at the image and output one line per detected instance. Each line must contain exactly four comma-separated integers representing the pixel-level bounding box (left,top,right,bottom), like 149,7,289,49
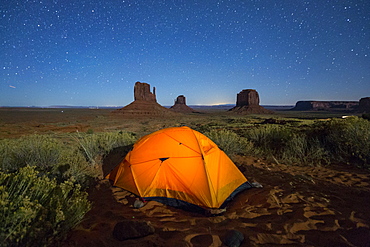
159,157,169,162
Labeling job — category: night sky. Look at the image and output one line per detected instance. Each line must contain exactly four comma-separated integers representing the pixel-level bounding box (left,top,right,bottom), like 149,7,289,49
1,0,369,107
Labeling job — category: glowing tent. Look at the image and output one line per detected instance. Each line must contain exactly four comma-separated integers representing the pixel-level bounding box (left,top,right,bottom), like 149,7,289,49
106,126,250,211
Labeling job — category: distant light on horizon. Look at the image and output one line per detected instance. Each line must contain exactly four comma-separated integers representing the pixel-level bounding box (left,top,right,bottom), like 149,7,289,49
208,102,233,106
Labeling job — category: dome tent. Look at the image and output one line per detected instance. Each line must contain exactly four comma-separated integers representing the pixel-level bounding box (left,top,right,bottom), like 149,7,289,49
106,126,251,213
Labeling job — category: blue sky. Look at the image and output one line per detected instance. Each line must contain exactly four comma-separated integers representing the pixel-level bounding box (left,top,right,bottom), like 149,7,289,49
1,0,369,106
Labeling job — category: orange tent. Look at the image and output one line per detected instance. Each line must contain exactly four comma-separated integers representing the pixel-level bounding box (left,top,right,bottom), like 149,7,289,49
106,126,249,211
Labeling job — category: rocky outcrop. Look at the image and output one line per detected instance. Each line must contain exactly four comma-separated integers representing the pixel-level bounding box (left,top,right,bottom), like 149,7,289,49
292,101,359,111
170,95,197,113
229,89,273,114
134,81,156,102
236,89,260,106
358,97,370,113
112,82,177,117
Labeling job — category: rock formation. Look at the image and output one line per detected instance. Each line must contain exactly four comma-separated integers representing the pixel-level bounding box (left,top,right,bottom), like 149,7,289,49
170,95,197,113
229,89,273,114
112,81,177,117
134,81,156,102
292,101,359,111
113,220,155,241
358,97,370,113
236,89,260,106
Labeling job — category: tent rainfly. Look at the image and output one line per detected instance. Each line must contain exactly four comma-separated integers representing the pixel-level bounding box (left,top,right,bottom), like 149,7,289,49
106,126,252,213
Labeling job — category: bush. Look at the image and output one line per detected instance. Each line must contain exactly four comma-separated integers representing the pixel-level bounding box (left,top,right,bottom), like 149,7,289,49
281,134,328,166
242,125,328,166
204,129,254,158
0,140,13,172
57,149,99,188
362,113,370,121
244,125,293,157
315,117,370,167
0,131,138,246
0,166,91,247
0,136,63,173
75,131,137,165
0,135,98,188
203,117,369,168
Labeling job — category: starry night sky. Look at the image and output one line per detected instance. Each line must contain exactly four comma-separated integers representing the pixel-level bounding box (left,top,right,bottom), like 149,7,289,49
1,0,369,107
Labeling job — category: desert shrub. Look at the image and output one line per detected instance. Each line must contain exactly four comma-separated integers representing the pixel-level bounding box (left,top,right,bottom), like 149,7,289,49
204,129,254,158
193,121,224,133
314,117,370,167
74,133,100,165
86,129,94,134
98,131,137,153
242,125,328,165
0,140,13,172
0,165,91,247
281,134,328,166
198,117,369,168
0,136,64,173
0,136,98,188
362,113,370,121
57,149,99,188
244,125,293,158
75,131,137,165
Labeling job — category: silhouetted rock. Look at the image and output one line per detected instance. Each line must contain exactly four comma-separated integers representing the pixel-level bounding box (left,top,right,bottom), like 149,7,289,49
292,101,359,111
113,220,155,241
170,95,197,113
229,89,273,114
222,230,244,247
112,81,177,117
358,97,370,113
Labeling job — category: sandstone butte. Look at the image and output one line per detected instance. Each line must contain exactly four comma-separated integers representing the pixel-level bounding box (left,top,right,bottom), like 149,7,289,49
359,97,370,113
229,89,273,114
169,95,198,113
112,81,177,117
292,97,370,113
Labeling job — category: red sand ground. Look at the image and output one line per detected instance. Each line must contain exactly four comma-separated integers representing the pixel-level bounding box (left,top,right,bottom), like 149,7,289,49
62,156,370,247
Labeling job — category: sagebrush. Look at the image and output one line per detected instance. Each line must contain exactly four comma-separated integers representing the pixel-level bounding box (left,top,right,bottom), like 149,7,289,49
204,129,254,158
0,166,91,247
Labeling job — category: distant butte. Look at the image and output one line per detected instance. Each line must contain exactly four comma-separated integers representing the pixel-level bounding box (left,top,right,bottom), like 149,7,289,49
112,81,177,117
229,89,273,114
170,95,198,113
292,100,359,111
358,97,370,113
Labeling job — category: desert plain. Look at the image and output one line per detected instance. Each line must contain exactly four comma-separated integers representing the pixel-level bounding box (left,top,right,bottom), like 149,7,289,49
0,107,369,247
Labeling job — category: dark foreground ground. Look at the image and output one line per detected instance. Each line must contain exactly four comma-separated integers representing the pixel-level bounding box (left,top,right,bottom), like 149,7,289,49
61,155,370,247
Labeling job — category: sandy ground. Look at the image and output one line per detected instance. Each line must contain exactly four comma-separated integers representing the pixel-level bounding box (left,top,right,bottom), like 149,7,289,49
61,156,370,247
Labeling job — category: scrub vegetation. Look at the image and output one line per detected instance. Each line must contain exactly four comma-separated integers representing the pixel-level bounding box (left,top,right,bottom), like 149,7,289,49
204,129,254,158
0,131,137,247
203,116,370,168
0,108,369,246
